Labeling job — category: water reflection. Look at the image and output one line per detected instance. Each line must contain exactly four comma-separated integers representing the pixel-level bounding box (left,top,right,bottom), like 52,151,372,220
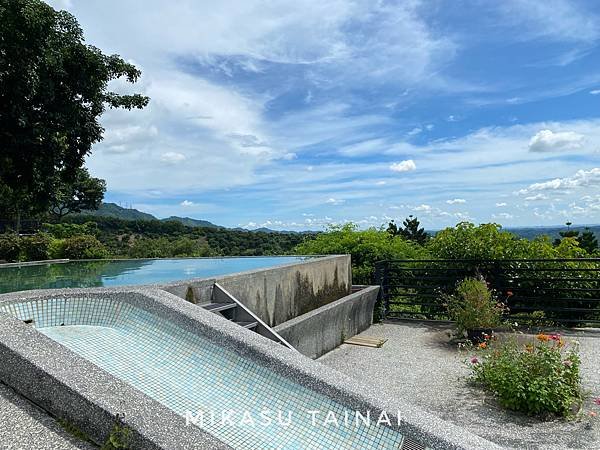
0,257,305,294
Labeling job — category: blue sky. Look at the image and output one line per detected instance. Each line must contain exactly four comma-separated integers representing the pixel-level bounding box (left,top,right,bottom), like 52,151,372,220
49,0,600,230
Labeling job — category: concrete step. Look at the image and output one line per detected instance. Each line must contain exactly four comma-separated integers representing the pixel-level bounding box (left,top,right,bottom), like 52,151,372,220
234,321,258,330
203,302,237,313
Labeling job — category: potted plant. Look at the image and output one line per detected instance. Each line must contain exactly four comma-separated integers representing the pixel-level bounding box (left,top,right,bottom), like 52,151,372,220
446,276,505,343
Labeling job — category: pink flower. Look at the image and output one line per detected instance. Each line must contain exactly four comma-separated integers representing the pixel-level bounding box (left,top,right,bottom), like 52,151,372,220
563,360,572,368
550,333,561,341
470,357,479,364
594,398,600,406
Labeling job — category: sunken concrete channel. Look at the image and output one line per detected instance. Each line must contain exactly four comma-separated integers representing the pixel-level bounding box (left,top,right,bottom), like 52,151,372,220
0,255,500,449
274,285,380,359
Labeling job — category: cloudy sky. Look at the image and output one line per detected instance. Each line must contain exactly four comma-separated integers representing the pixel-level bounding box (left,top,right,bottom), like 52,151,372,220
48,0,600,230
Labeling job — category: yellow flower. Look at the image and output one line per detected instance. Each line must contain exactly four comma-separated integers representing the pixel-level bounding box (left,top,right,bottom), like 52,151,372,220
478,342,487,349
536,333,549,342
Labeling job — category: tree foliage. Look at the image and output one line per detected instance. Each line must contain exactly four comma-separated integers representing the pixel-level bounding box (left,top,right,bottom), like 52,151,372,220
579,228,599,255
426,222,585,260
295,223,428,283
0,0,147,221
387,215,428,245
49,167,106,220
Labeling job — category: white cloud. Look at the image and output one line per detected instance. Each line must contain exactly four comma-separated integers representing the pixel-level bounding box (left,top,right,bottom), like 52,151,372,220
496,1,600,43
160,152,187,164
517,168,600,195
406,127,422,137
180,200,195,207
528,129,585,153
414,204,431,212
325,198,345,205
495,202,507,207
524,193,547,201
390,160,416,173
492,212,514,220
446,198,466,204
590,89,600,95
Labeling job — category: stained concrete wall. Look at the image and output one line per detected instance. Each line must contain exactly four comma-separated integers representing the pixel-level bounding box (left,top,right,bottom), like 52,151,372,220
161,255,351,327
273,285,379,359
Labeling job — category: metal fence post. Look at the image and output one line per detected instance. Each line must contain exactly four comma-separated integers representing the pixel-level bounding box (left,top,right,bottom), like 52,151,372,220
374,261,387,321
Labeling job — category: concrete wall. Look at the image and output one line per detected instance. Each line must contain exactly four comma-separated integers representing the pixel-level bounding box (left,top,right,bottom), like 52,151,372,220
274,285,379,359
161,255,351,327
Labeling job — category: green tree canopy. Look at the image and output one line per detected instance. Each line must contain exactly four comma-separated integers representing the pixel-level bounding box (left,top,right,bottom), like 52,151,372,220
0,0,148,223
579,228,599,255
295,223,428,283
49,167,106,220
388,215,428,245
427,222,588,260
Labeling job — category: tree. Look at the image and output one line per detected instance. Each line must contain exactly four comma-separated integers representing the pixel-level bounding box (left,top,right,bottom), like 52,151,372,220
553,222,580,246
399,215,428,245
579,228,599,255
49,168,106,220
295,223,428,284
0,0,148,227
386,220,399,237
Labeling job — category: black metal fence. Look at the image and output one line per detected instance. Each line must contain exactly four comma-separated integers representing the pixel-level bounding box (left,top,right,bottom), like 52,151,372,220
374,259,600,326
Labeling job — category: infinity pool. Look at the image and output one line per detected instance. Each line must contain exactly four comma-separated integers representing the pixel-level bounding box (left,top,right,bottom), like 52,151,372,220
0,296,406,449
0,257,306,294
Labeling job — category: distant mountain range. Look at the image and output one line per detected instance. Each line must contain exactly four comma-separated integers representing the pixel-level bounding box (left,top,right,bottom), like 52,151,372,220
83,203,598,238
161,215,220,228
80,203,308,233
80,203,221,228
505,225,600,240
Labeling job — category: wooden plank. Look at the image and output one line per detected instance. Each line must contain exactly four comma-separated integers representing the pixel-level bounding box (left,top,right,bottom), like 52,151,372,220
343,336,387,348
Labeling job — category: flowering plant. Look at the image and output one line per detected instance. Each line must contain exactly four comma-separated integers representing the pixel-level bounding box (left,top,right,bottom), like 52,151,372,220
468,333,582,417
446,277,506,334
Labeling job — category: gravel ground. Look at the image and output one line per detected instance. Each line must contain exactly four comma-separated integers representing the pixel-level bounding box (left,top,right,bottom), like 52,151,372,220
318,321,600,450
0,383,95,449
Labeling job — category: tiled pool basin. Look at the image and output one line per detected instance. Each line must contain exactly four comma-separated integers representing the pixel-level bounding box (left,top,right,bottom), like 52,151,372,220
0,256,307,294
0,296,406,449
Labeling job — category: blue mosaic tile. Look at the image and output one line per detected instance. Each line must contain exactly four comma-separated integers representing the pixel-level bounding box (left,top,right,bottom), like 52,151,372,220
1,298,405,449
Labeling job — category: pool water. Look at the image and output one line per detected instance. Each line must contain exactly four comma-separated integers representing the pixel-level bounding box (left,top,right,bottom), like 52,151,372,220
0,257,306,294
1,297,406,449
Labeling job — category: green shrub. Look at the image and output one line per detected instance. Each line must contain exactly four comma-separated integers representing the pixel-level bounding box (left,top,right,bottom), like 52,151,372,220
428,222,544,259
61,235,109,259
0,233,21,262
128,237,169,258
42,221,100,239
446,277,505,333
21,233,52,261
295,223,428,284
470,334,582,417
170,237,212,257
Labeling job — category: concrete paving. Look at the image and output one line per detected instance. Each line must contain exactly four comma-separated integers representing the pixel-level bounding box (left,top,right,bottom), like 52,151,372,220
319,321,600,450
0,382,95,449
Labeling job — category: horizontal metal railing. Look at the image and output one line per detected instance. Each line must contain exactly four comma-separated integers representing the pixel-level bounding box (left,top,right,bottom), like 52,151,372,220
374,259,600,326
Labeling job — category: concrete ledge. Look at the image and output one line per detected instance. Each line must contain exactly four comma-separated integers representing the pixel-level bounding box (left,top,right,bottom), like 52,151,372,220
274,285,379,358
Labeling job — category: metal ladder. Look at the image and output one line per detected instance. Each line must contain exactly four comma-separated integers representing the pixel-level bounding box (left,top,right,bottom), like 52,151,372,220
200,282,298,352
